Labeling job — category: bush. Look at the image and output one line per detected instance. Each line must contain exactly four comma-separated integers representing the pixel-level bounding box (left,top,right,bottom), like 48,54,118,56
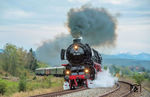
133,73,144,92
104,66,108,70
133,73,144,85
33,76,36,80
18,76,27,92
0,81,6,95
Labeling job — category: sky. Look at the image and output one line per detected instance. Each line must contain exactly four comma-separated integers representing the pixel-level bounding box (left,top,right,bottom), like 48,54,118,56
0,0,150,54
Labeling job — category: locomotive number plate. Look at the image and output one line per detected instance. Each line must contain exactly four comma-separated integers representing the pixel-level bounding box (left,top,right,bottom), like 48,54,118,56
73,52,80,55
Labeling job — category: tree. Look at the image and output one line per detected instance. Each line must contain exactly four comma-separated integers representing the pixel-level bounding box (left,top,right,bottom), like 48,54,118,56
2,44,18,76
0,44,39,77
133,73,144,92
0,44,33,76
17,48,28,68
121,67,132,76
37,61,49,68
27,48,38,71
111,65,120,75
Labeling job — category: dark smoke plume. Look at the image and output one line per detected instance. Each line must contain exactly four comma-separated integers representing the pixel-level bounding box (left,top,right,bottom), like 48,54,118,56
36,6,117,66
67,6,117,46
36,34,72,66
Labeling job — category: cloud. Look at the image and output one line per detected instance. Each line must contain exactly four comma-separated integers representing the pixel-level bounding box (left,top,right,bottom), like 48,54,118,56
113,23,150,54
68,0,131,5
123,11,150,14
115,41,150,54
98,0,131,5
68,0,150,8
3,9,34,19
68,0,90,3
0,24,68,49
0,0,149,54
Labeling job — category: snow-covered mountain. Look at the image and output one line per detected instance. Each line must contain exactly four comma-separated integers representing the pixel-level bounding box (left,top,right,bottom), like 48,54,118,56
102,53,150,61
102,53,150,70
0,49,3,53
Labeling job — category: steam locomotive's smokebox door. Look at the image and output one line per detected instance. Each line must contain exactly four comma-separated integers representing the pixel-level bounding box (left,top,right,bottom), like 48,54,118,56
73,39,81,43
61,49,66,60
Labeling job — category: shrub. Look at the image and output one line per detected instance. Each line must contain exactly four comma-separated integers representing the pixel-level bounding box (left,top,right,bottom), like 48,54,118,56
18,76,27,92
0,81,6,95
133,73,144,85
33,76,36,80
5,73,8,77
133,73,144,92
104,66,108,70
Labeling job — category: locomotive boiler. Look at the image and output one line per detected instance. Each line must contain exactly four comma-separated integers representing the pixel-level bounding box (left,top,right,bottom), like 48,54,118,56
61,39,102,89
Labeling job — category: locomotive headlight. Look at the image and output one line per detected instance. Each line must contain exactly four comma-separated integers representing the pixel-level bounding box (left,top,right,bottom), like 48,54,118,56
73,44,79,51
65,70,70,75
84,68,89,73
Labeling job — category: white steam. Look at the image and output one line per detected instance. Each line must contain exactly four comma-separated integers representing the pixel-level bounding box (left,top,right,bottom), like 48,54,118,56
88,69,118,88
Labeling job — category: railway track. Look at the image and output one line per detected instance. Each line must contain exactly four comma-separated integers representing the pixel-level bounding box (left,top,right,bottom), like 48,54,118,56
30,87,88,97
100,81,138,97
31,81,138,97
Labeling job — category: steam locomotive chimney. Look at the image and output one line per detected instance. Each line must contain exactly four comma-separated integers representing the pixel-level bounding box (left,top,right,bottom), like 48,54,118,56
73,39,81,43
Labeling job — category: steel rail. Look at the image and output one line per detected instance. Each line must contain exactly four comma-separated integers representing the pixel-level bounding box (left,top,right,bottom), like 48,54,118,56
99,81,138,97
30,87,88,97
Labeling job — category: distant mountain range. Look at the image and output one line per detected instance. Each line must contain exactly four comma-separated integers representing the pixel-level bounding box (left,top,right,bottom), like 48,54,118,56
102,53,150,61
102,53,150,70
0,49,4,53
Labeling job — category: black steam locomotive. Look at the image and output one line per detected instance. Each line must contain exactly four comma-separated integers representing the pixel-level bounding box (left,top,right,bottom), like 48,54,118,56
61,39,102,89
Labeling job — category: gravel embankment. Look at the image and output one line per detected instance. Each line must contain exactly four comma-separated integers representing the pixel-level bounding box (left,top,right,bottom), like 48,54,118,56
140,88,150,97
59,86,116,97
128,88,150,97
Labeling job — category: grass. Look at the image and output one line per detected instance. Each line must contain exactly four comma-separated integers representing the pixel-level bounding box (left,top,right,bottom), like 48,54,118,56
10,87,63,97
26,76,64,91
143,87,150,92
0,75,64,97
0,78,18,96
142,79,150,92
